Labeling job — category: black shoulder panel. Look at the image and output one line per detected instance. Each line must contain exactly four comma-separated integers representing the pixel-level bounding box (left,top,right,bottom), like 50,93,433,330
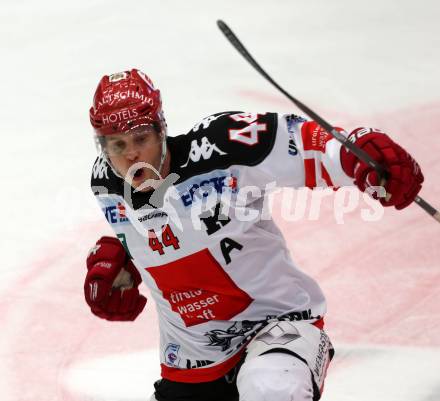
90,154,124,196
91,155,158,210
169,111,278,183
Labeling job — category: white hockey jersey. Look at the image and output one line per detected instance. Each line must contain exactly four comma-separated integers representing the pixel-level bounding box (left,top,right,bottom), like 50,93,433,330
90,112,354,383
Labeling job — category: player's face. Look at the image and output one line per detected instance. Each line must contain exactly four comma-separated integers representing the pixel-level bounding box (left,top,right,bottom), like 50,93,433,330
104,125,164,190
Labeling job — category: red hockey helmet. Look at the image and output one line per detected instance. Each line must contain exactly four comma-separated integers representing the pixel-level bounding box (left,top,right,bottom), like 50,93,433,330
90,69,165,137
89,69,168,173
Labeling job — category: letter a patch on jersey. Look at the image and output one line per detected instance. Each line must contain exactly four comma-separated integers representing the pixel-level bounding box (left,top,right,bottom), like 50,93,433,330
180,137,227,168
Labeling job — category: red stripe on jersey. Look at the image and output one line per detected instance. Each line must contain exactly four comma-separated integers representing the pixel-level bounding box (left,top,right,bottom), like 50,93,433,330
161,349,245,383
320,163,334,187
304,159,316,188
301,121,333,152
313,318,325,330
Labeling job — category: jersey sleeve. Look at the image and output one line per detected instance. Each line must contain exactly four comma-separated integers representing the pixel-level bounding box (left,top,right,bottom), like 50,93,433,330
178,112,354,191
245,113,355,190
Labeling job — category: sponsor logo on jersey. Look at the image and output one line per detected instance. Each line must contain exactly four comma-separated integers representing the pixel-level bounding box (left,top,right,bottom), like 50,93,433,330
302,121,334,152
205,311,322,353
103,202,130,225
286,114,306,126
146,248,253,327
164,343,214,369
164,343,181,367
138,210,168,222
117,202,126,217
180,137,227,168
282,309,322,322
185,359,214,369
288,132,298,156
178,173,238,207
286,114,302,156
93,156,109,180
205,321,258,352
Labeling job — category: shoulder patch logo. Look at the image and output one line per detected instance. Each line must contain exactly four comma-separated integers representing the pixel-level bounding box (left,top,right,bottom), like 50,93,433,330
180,137,227,168
164,343,181,367
93,156,109,180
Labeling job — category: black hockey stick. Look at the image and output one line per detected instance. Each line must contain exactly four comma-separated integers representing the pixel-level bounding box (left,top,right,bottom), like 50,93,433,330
217,19,440,223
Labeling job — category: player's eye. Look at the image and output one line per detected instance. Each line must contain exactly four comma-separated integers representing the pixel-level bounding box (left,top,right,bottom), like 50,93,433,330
109,140,126,155
134,133,149,146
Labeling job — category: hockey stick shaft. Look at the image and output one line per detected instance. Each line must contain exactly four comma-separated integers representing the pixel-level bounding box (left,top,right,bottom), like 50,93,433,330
217,20,440,223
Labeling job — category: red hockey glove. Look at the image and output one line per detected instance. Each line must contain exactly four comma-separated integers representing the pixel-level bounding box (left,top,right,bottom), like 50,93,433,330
84,236,147,321
340,128,424,210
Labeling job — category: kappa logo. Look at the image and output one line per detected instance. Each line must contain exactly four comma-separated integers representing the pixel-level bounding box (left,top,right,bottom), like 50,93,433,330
93,156,109,180
180,137,227,168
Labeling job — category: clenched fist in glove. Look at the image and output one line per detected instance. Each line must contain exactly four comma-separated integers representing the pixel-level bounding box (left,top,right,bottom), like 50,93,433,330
340,128,424,210
85,236,147,321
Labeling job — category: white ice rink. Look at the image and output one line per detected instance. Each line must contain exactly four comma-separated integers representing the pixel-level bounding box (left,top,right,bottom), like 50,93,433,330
1,0,439,400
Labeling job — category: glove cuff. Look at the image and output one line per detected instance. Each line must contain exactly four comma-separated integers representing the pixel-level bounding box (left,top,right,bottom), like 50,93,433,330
124,260,143,287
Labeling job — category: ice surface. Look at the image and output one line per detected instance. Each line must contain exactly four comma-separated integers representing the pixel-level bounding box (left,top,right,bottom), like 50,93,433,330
0,0,439,400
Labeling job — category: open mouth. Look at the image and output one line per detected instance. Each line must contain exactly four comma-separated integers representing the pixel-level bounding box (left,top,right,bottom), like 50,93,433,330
131,168,145,181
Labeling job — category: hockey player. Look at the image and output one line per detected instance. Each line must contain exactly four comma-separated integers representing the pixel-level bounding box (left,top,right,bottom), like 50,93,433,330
85,69,423,401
